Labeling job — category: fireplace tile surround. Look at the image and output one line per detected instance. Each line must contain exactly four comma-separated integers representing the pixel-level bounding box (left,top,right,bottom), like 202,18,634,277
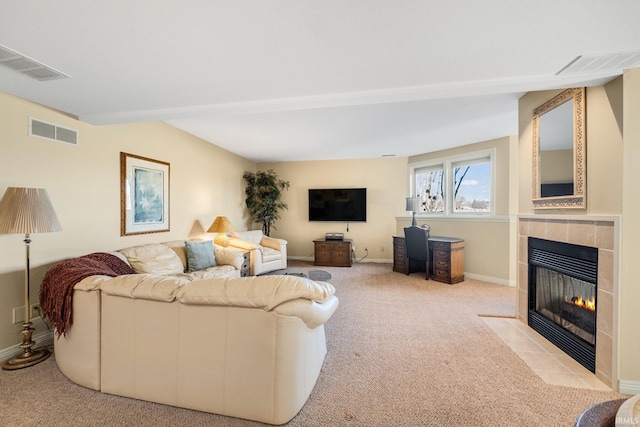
517,215,618,389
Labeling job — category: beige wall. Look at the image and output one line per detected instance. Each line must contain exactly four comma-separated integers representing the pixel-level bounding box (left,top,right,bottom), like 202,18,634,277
0,91,255,350
620,68,640,384
257,157,407,262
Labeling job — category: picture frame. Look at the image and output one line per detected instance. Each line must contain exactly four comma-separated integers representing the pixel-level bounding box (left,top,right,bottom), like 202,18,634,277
120,152,170,236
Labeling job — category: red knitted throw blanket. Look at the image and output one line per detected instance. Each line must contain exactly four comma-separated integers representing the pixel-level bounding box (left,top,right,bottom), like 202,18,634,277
40,252,134,337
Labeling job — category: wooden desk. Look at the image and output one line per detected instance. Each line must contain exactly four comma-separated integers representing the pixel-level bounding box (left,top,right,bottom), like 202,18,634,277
393,236,464,284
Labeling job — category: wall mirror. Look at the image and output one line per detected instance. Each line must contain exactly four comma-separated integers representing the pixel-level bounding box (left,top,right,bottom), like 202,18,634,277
532,87,586,209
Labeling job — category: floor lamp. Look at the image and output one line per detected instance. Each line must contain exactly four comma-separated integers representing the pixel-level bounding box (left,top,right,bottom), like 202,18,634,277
0,187,62,370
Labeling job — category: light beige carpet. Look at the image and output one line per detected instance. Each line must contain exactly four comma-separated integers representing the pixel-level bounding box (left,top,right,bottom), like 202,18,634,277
0,261,625,426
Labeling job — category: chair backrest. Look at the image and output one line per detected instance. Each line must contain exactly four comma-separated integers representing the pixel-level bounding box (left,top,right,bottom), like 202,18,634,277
403,226,430,262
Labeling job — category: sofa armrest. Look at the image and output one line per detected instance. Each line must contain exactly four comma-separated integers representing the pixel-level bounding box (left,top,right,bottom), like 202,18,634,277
260,236,287,251
214,245,245,270
273,295,339,329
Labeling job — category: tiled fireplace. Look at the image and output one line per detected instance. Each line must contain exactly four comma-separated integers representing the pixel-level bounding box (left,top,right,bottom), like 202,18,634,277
518,215,618,388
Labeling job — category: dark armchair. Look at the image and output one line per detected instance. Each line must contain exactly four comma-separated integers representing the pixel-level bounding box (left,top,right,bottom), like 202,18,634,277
403,226,430,280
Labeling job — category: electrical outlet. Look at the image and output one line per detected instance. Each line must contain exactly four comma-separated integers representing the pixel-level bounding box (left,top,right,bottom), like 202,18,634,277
31,304,41,318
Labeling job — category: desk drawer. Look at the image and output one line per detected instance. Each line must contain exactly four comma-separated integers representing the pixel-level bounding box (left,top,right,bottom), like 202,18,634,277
433,250,449,259
434,268,451,280
434,258,450,269
393,259,407,272
431,241,451,251
315,242,330,251
332,243,349,252
314,241,331,263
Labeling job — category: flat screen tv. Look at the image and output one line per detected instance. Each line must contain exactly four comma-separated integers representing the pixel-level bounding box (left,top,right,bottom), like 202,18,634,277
308,188,367,222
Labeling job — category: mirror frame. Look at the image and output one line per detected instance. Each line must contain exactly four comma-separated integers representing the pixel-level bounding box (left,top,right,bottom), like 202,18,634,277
532,87,586,209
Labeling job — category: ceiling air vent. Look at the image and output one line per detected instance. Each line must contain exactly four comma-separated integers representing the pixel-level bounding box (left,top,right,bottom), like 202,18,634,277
29,117,78,146
557,50,640,75
0,44,70,81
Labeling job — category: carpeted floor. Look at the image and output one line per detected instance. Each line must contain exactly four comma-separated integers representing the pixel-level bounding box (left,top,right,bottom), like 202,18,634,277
0,261,626,426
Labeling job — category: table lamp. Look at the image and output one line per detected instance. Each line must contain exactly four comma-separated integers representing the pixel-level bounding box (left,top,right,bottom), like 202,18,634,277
405,196,419,227
207,215,235,246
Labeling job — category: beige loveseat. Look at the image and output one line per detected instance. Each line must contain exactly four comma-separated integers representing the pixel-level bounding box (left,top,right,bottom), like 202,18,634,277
228,230,288,275
48,240,339,425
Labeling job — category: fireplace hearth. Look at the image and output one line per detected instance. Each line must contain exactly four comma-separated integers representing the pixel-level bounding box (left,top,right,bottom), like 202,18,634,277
528,237,598,372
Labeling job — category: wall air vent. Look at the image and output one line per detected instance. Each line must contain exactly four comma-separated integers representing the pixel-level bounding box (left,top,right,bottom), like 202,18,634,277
29,117,78,146
557,50,640,75
0,44,70,81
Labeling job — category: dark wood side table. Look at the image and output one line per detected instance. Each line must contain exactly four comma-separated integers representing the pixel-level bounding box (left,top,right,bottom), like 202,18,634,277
393,235,464,284
313,238,353,267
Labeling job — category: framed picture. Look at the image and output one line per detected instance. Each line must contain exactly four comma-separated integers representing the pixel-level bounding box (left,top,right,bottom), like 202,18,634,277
120,152,170,236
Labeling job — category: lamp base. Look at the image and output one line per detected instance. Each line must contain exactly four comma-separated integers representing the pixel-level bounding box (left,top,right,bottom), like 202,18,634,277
214,233,229,247
2,348,50,370
2,321,51,370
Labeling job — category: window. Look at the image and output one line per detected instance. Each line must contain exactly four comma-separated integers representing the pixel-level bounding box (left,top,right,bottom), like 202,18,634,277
414,165,444,213
453,158,491,213
409,149,494,216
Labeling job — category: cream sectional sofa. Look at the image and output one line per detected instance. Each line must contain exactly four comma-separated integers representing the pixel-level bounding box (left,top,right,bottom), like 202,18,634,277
228,230,288,275
50,240,339,425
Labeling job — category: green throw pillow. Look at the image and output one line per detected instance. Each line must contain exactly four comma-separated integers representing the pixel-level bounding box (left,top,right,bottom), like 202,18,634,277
185,240,217,272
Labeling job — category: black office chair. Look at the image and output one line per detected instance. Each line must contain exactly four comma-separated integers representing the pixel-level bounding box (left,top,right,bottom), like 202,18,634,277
404,226,430,280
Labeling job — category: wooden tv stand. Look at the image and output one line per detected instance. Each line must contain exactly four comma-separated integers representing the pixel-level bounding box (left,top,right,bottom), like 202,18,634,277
313,238,353,267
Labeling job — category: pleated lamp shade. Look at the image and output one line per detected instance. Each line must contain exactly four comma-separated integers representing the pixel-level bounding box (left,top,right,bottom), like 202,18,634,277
207,215,235,246
0,187,62,235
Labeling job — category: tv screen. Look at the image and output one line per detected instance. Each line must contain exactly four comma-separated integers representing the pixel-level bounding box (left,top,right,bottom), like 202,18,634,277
308,188,367,222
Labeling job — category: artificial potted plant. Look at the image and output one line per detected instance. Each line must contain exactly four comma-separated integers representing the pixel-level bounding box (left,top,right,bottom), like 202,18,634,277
242,169,290,236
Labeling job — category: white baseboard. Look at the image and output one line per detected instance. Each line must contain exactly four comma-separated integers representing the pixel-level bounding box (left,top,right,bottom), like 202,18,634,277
619,380,640,395
288,256,314,262
464,272,515,287
0,330,54,361
354,258,391,264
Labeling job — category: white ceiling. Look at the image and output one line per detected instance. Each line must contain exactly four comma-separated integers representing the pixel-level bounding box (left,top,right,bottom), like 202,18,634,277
1,1,639,162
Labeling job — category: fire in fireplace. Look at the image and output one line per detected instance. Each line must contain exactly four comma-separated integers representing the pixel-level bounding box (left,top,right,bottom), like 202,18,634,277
528,237,598,372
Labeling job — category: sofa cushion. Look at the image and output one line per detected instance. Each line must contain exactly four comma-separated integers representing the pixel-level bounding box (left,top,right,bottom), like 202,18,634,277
119,243,184,275
100,274,189,301
261,246,282,262
163,240,190,269
185,240,217,272
179,265,239,280
176,275,336,310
